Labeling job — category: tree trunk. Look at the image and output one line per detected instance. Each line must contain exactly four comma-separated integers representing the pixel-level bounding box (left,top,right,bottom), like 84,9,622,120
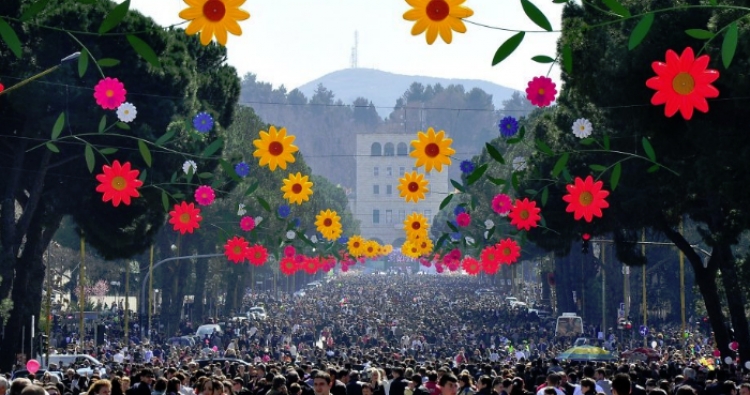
716,243,750,361
193,257,208,324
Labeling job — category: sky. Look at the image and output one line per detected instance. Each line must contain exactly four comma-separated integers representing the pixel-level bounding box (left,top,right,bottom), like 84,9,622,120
124,0,563,93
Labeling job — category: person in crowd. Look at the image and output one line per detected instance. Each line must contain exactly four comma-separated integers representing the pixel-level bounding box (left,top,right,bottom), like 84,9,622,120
88,380,113,395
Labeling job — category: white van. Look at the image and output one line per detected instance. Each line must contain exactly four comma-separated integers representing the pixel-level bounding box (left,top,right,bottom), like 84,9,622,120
48,354,102,368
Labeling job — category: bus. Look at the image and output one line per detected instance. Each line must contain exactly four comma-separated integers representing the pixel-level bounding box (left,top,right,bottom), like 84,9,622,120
555,312,583,336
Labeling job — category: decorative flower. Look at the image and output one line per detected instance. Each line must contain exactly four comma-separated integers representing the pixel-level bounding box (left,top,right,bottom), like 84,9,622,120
462,257,480,275
497,238,521,264
284,245,296,258
456,212,471,227
645,47,720,120
454,205,465,216
168,201,202,234
450,232,461,241
499,116,519,137
95,160,143,207
525,76,557,107
364,241,380,258
410,127,455,173
277,204,291,218
404,212,429,240
459,160,475,174
491,194,512,216
193,112,214,133
224,236,249,264
562,175,610,222
512,156,527,172
253,125,299,171
234,161,250,178
338,236,349,245
302,257,319,274
285,230,296,240
415,238,433,256
240,216,255,231
179,0,251,46
315,209,343,241
237,203,246,216
116,102,137,123
484,219,495,229
480,246,500,274
281,172,314,205
508,198,541,231
348,235,366,257
401,241,420,259
182,160,197,175
246,244,268,266
194,185,215,206
93,77,127,110
397,171,429,203
572,118,593,139
403,0,474,45
408,229,429,244
279,256,298,276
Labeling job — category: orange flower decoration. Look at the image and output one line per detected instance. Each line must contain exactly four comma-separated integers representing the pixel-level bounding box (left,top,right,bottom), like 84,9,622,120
168,202,202,234
562,175,610,222
224,236,249,264
279,256,298,276
480,246,500,274
246,244,268,266
508,198,541,231
496,238,520,265
645,47,719,120
95,160,143,207
462,257,480,275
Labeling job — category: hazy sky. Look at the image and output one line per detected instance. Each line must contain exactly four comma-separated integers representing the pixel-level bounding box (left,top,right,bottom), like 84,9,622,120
124,0,563,92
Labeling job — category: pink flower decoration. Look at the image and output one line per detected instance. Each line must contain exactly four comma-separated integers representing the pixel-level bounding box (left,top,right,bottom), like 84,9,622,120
491,194,512,216
341,263,349,272
456,212,471,227
240,216,255,231
436,264,444,273
284,245,296,258
525,76,557,107
93,77,127,110
194,185,215,206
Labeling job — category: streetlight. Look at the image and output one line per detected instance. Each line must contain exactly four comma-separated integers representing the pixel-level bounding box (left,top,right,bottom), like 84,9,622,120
0,52,81,97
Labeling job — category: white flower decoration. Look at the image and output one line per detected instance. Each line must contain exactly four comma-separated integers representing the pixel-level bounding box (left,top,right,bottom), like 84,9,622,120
572,118,593,138
310,235,318,244
465,236,475,245
116,102,137,123
286,230,296,240
182,160,197,175
484,219,495,229
237,203,246,216
512,156,527,172
483,231,489,239
255,216,263,225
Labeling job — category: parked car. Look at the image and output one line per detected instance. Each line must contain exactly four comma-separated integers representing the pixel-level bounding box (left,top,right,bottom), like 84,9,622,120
195,358,251,369
196,324,222,338
474,288,497,296
247,306,267,320
11,369,62,381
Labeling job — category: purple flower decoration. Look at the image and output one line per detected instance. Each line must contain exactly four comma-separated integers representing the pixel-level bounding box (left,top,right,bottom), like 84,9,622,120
193,112,214,133
234,162,250,178
454,205,466,216
278,204,291,218
499,116,519,138
460,160,475,174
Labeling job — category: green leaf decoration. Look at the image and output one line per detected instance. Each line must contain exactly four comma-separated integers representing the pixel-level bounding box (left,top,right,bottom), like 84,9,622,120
78,48,89,78
219,159,241,182
531,55,555,63
525,189,538,195
484,143,505,165
126,34,161,68
685,29,714,40
506,136,522,144
562,168,573,183
610,162,622,191
552,153,569,177
518,126,527,140
488,177,506,186
45,142,59,153
154,130,175,146
84,144,95,173
628,13,654,50
115,122,130,130
492,32,525,66
467,164,488,186
589,164,608,172
562,45,573,74
97,58,121,67
51,112,65,140
435,234,449,250
161,190,169,212
603,134,610,150
186,167,194,183
520,0,552,31
708,0,717,5
541,186,549,206
98,0,130,34
446,221,458,233
439,194,454,210
450,179,466,193
99,148,118,155
535,139,553,155
602,0,631,17
579,138,596,145
98,115,107,133
511,172,521,190
245,182,259,196
552,0,568,3
647,164,660,173
202,138,224,157
257,196,271,212
197,172,213,179
722,22,738,69
21,0,50,21
0,18,22,58
138,140,152,167
641,137,656,161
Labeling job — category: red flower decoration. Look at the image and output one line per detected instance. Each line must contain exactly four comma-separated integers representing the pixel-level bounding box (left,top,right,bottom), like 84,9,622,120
508,198,541,231
480,246,500,274
93,77,127,110
645,47,719,120
95,160,143,207
456,212,471,227
224,236,249,264
168,201,202,234
496,238,521,265
284,245,296,258
246,244,268,266
462,257,480,275
562,175,610,222
302,257,320,274
240,216,255,231
279,257,298,276
525,76,557,107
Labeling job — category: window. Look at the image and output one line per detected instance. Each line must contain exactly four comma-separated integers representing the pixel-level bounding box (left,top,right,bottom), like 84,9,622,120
371,143,382,156
386,210,393,224
386,167,392,176
384,143,395,156
373,209,380,224
424,209,432,224
398,210,406,222
399,167,405,176
374,167,379,176
397,142,408,156
386,185,392,195
373,185,379,195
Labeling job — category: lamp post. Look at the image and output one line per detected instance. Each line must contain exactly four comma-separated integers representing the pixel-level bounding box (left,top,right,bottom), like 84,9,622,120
0,52,80,97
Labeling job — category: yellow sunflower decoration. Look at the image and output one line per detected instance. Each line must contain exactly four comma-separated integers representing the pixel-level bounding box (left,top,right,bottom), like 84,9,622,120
416,238,434,256
281,172,313,205
403,0,474,45
383,244,394,255
347,235,366,257
403,212,429,240
401,241,421,259
364,241,380,258
407,228,428,243
253,125,299,171
315,209,342,241
397,171,429,203
410,127,455,172
179,0,251,46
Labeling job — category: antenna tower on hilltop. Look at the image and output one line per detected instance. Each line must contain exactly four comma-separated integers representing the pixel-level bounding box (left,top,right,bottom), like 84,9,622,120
350,31,358,69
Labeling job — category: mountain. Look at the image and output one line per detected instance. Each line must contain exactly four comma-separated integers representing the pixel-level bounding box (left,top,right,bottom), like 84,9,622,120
296,68,517,118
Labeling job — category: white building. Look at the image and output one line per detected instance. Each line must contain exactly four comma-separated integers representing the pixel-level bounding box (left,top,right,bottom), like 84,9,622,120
350,133,450,246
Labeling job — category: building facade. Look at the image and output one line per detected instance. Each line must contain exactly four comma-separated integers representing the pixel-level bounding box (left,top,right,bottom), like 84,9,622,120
350,133,450,246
